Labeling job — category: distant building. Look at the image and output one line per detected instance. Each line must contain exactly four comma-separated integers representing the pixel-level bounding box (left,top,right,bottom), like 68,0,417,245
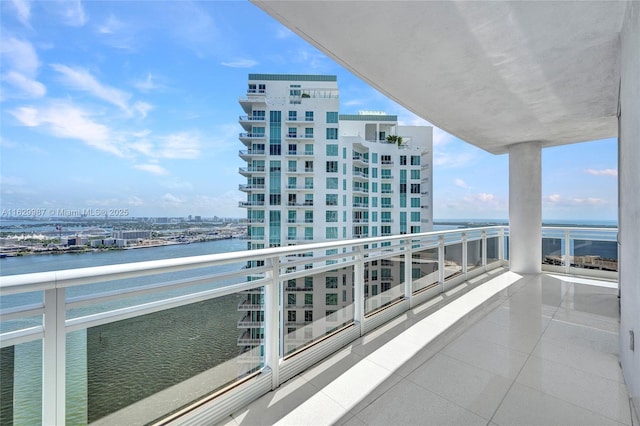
237,73,433,359
112,230,152,240
90,238,125,248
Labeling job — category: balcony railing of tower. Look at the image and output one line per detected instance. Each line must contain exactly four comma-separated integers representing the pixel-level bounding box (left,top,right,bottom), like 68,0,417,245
0,226,618,425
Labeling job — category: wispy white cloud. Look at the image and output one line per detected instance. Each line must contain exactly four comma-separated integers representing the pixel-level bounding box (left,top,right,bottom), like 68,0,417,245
162,178,194,191
51,64,132,112
52,64,153,118
585,168,617,177
132,73,161,93
221,59,258,68
344,100,364,107
454,178,470,189
133,101,153,119
2,71,46,98
158,132,200,159
9,0,31,27
55,0,86,27
0,37,46,99
275,26,293,39
134,163,168,175
1,37,40,76
544,194,606,206
10,102,123,156
162,193,183,206
434,149,476,169
97,14,122,34
464,193,496,203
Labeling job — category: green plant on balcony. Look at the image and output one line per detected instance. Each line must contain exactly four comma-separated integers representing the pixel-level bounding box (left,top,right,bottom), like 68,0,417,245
386,134,403,146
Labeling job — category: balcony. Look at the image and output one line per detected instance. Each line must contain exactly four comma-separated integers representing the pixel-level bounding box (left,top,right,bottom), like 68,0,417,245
238,149,265,159
1,226,630,426
238,132,266,143
238,184,265,192
239,166,265,176
238,200,265,207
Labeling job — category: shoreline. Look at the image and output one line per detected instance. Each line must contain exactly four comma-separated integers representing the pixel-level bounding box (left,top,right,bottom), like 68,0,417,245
0,236,236,258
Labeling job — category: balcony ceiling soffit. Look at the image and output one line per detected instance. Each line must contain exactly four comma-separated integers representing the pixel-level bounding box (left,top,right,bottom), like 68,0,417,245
253,1,627,154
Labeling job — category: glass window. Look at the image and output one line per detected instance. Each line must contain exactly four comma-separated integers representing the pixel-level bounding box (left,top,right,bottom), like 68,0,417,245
326,177,338,189
326,161,338,173
288,111,297,121
326,111,339,123
326,227,338,239
326,211,338,222
326,144,338,156
411,169,420,179
288,294,296,305
326,128,338,140
411,212,420,222
305,294,313,305
326,294,338,305
326,277,338,288
411,197,420,207
305,128,314,138
411,184,421,193
288,310,296,322
288,127,297,138
411,155,421,165
305,111,314,121
326,194,338,206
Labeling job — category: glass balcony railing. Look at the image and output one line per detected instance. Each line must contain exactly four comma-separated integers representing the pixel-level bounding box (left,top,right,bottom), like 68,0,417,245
541,226,618,277
0,226,618,425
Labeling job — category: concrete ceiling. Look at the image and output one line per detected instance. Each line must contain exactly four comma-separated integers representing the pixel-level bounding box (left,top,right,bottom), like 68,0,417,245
253,1,627,154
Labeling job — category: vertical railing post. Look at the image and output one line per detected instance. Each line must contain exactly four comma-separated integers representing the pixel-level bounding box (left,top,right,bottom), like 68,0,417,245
482,230,487,267
404,240,412,304
264,256,280,390
564,229,571,274
353,245,365,336
499,226,506,265
438,235,445,291
43,287,65,426
462,232,468,278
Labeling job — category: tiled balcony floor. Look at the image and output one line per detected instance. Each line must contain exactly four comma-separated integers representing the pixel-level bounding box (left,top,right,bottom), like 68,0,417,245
219,272,634,426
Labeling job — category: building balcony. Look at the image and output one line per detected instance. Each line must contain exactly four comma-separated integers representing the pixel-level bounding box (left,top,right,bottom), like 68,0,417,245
286,150,314,156
238,149,265,159
238,184,265,192
286,184,314,190
1,226,630,426
286,201,314,207
239,166,265,176
238,115,266,130
238,132,266,143
238,201,265,207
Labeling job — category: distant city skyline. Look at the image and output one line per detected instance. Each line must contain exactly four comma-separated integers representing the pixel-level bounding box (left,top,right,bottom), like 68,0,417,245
0,1,618,221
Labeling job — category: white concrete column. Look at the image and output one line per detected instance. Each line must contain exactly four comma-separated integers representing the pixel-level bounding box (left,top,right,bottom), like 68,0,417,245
508,141,542,274
619,0,640,416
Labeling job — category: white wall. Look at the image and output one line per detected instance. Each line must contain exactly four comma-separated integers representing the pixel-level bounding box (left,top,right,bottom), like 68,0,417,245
619,0,640,418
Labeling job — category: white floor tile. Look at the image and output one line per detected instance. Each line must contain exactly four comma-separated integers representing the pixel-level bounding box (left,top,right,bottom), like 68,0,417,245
515,355,631,425
354,380,487,426
493,382,626,426
442,333,530,379
409,353,513,420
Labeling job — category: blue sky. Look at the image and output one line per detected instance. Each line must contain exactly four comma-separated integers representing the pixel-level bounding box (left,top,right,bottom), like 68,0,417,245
0,1,618,221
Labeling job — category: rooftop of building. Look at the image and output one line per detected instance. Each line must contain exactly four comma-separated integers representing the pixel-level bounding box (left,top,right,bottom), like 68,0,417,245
248,74,338,82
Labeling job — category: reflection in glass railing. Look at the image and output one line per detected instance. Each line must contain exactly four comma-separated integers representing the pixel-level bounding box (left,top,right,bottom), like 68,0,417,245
411,248,439,293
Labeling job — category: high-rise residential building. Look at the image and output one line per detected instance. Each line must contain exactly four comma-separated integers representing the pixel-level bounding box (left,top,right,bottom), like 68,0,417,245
237,74,432,359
